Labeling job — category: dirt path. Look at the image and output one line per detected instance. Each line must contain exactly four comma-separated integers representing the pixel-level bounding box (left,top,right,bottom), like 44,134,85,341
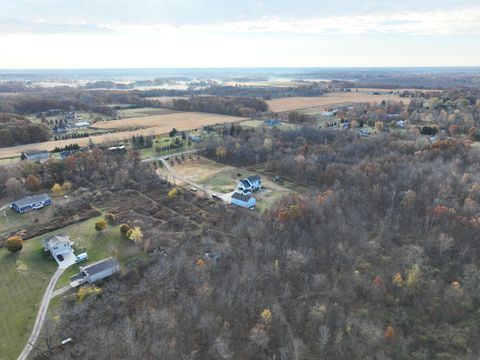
17,268,65,360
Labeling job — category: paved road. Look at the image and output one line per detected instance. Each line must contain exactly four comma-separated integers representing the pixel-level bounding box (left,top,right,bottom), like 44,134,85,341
17,268,65,360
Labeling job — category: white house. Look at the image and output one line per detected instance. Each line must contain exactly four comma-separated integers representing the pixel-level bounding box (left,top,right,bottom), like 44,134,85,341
237,175,262,194
231,192,256,209
43,234,73,257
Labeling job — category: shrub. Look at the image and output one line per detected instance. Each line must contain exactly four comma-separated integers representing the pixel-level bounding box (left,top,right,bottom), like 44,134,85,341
76,285,102,302
168,188,178,199
5,236,23,253
119,223,130,235
127,227,143,244
105,213,116,224
95,220,107,232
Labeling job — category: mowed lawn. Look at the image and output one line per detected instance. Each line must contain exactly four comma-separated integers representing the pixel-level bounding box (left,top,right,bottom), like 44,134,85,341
0,215,143,359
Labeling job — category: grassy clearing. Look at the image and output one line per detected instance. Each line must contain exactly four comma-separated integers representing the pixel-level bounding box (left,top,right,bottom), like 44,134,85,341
117,107,176,118
0,215,143,359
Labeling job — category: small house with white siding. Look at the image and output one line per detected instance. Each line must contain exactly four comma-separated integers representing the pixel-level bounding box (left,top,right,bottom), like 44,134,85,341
231,192,256,209
43,234,73,257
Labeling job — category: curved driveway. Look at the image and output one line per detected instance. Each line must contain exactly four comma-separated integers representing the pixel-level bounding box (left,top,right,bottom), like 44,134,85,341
17,268,65,360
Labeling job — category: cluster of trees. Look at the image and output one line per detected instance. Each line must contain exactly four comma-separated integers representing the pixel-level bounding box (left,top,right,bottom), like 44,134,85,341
52,143,80,153
131,135,153,149
0,147,159,200
0,113,50,147
53,132,89,141
169,96,268,117
37,123,480,359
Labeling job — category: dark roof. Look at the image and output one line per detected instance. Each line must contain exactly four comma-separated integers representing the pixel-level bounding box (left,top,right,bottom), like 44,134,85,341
12,194,51,208
25,150,49,156
81,257,119,276
231,192,253,202
241,179,250,188
247,175,261,182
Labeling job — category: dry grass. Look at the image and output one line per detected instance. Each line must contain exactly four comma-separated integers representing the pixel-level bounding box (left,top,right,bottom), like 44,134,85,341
172,157,232,184
93,112,246,130
0,112,246,158
267,92,410,112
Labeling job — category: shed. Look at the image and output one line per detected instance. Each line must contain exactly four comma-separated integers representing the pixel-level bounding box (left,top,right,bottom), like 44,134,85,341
78,257,120,284
24,150,49,162
10,194,52,213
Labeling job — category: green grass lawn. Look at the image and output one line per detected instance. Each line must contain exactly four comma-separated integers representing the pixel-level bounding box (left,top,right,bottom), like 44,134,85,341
0,215,143,359
0,236,57,360
0,208,31,238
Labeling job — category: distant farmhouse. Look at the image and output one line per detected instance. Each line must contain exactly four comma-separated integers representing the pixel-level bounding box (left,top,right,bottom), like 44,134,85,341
74,121,90,128
237,175,262,195
189,134,203,142
23,150,49,162
231,192,256,209
264,119,281,126
10,194,52,213
70,257,120,286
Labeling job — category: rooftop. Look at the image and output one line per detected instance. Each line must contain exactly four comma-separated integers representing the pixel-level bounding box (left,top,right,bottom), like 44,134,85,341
12,193,51,208
247,175,261,182
24,150,49,156
231,192,253,202
81,257,119,276
43,234,72,248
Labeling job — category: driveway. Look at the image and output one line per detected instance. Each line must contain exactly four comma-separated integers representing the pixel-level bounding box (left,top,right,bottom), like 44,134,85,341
17,268,65,360
56,251,77,269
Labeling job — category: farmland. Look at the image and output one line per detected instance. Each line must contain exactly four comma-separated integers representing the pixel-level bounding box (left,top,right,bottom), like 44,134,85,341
92,111,246,130
0,112,246,159
266,92,410,112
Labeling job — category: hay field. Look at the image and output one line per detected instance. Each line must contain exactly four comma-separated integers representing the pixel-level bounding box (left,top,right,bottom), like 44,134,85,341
0,112,246,158
92,112,247,130
267,92,410,112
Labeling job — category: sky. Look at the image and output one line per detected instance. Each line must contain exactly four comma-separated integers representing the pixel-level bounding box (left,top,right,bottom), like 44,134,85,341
0,0,479,69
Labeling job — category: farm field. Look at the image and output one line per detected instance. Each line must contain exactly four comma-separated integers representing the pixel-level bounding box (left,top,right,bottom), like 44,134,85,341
0,215,142,359
0,112,246,159
240,119,301,130
266,92,410,112
92,111,246,130
116,107,177,118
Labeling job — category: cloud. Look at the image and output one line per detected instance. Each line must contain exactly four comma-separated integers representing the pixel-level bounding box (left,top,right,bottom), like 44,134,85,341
110,9,480,36
0,18,111,35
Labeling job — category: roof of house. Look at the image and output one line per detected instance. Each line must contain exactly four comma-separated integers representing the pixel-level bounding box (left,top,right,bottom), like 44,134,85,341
81,257,119,276
12,194,51,208
24,150,49,157
43,234,73,248
231,192,254,202
247,175,261,183
240,179,250,188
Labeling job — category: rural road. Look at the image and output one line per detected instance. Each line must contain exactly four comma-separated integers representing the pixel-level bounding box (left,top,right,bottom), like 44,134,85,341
17,268,65,360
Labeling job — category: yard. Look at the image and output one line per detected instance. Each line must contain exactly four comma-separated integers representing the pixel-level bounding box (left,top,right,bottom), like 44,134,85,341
0,215,143,359
171,157,294,212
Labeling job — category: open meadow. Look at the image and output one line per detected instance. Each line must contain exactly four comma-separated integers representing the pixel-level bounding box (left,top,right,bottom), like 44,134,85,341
266,91,411,112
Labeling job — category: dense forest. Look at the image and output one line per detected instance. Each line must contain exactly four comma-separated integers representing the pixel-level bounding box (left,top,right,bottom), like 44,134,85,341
168,96,269,117
8,123,475,359
0,113,50,147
